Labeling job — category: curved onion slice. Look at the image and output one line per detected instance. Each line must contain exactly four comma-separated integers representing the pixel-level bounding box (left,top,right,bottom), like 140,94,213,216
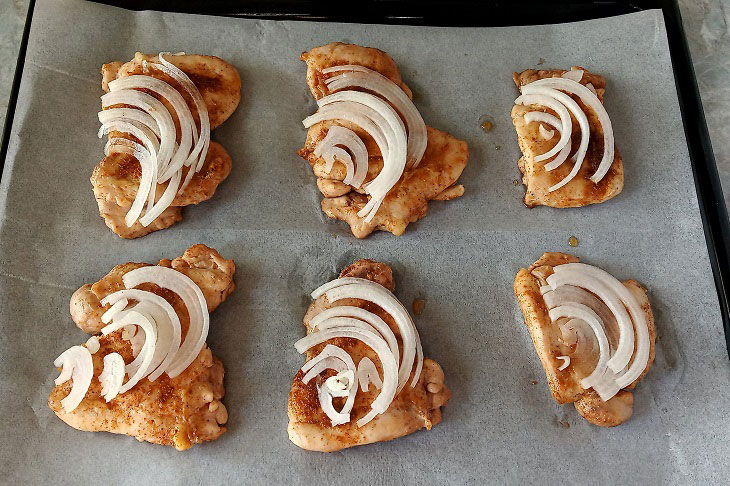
549,304,610,390
562,69,584,82
547,269,634,372
53,346,93,413
523,112,572,171
105,140,155,227
311,277,422,391
543,284,620,350
101,89,176,171
85,336,100,354
520,85,590,192
311,306,400,367
103,291,181,381
314,126,369,188
325,370,355,397
121,266,208,378
99,352,125,402
526,77,615,183
101,310,156,393
325,147,356,186
555,263,649,388
306,91,407,222
154,53,211,191
557,355,571,371
294,326,397,417
318,384,350,426
514,93,572,162
108,74,194,180
538,124,555,140
98,108,161,138
101,298,129,324
322,65,427,168
357,357,383,392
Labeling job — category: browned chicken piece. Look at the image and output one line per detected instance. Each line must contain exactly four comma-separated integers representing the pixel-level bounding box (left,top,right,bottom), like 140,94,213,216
298,43,468,238
93,52,241,238
288,259,450,452
49,245,235,450
512,67,623,208
513,252,656,427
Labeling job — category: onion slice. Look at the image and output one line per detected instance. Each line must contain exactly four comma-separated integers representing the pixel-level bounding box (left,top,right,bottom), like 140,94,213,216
555,263,649,388
520,85,590,192
523,112,571,171
311,277,422,391
322,65,426,168
357,357,383,392
525,77,615,183
99,352,125,402
548,304,610,390
101,310,157,393
514,93,572,162
314,126,369,188
557,355,571,371
121,266,208,378
53,346,94,413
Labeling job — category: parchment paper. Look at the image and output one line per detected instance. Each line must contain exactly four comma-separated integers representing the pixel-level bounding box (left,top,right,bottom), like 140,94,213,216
1,0,728,484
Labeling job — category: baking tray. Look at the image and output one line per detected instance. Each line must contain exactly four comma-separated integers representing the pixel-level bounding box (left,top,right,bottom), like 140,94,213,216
3,0,728,357
1,0,729,484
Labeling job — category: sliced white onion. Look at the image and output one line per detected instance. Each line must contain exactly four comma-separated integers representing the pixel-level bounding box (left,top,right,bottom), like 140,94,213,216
555,263,649,388
85,336,100,354
324,370,355,397
99,352,125,402
322,65,427,168
317,92,407,222
108,74,194,181
586,83,597,96
547,269,634,372
311,306,400,369
314,126,369,188
105,139,154,227
101,310,156,394
304,91,407,223
121,266,209,378
523,111,572,171
539,123,555,140
295,326,397,417
562,69,584,82
312,277,422,391
520,85,590,192
100,89,175,171
53,346,94,413
514,93,572,162
155,53,211,191
98,108,161,138
357,357,383,392
548,305,611,390
526,78,615,183
101,298,129,324
318,384,350,426
557,355,571,371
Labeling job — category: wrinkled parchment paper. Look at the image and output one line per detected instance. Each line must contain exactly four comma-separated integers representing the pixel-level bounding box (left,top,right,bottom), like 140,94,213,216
1,0,728,484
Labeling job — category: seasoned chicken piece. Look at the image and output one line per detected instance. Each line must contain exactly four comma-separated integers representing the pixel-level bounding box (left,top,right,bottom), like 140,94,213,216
513,252,655,426
298,43,468,238
288,259,450,452
49,245,235,450
511,67,623,208
93,52,241,238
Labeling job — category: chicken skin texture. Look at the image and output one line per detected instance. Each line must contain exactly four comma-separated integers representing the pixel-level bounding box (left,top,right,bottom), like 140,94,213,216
288,259,450,452
50,245,235,450
513,252,656,427
298,43,468,238
511,67,623,208
93,52,241,238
